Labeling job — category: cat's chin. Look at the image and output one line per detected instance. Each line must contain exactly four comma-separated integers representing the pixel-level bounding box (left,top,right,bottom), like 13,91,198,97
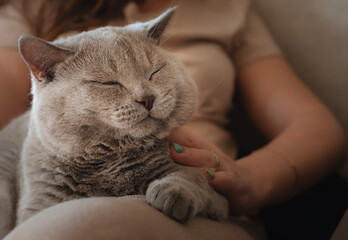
116,116,171,139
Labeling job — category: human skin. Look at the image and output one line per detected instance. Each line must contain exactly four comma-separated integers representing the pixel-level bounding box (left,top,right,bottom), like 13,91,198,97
168,56,345,216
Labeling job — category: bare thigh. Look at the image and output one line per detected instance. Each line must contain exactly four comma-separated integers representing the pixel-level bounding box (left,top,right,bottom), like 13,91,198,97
5,196,266,240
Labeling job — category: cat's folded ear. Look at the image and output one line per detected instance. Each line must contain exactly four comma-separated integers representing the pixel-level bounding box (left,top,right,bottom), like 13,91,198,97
18,35,73,82
142,7,176,44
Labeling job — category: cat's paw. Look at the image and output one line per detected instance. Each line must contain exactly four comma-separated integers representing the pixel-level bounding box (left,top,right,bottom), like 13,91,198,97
204,194,229,220
146,180,198,222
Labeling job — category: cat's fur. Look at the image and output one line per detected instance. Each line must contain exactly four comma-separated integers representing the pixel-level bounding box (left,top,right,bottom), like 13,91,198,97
0,8,228,237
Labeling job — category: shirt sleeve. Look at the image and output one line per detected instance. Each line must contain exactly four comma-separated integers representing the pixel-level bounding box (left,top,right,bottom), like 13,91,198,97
0,2,29,48
231,8,282,69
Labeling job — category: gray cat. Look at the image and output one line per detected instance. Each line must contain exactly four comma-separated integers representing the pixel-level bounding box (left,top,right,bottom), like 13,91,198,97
0,8,228,236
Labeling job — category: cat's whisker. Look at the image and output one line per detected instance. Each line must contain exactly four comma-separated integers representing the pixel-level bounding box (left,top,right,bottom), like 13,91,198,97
159,31,176,46
120,47,130,59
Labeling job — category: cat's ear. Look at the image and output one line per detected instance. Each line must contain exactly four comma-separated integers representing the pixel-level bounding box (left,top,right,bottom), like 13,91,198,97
145,7,176,44
18,34,73,82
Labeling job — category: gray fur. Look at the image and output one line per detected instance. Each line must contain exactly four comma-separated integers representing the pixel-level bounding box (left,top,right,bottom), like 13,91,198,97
0,9,228,234
0,112,29,238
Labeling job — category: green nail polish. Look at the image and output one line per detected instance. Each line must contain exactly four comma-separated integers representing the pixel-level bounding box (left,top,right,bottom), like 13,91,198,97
207,170,215,179
173,143,183,153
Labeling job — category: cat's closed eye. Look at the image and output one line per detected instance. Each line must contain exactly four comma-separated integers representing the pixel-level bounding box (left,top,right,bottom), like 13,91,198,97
101,81,121,85
149,64,166,81
87,80,122,86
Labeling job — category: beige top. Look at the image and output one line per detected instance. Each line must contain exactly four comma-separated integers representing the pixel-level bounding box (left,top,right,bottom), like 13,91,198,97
0,0,281,159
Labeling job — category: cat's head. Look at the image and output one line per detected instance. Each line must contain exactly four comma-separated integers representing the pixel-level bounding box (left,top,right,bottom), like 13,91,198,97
19,8,198,155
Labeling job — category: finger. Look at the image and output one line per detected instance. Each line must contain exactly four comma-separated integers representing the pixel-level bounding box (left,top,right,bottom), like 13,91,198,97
170,144,219,168
203,170,235,194
167,126,213,150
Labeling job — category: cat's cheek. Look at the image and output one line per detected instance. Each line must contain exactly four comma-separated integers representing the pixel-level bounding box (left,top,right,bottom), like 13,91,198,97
150,108,172,120
99,108,146,129
128,118,170,138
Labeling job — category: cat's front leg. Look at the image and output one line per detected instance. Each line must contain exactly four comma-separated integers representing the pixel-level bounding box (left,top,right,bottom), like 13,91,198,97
16,175,65,225
17,204,39,225
16,187,45,224
146,167,229,221
17,189,63,225
0,180,15,238
0,112,30,237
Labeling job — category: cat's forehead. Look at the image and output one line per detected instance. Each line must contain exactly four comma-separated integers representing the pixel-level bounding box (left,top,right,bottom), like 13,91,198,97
60,27,161,69
54,28,167,83
60,27,153,54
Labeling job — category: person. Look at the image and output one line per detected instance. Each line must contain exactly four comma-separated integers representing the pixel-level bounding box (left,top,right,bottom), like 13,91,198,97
0,0,345,239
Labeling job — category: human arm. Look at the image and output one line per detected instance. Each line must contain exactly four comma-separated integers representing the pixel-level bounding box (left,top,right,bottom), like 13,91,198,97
235,56,345,199
0,48,31,130
168,56,345,215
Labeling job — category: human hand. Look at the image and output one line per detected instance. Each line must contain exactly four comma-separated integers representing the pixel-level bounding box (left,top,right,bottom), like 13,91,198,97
167,126,263,216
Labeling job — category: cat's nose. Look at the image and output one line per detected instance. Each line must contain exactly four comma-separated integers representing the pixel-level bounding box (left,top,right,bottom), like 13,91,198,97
135,95,155,111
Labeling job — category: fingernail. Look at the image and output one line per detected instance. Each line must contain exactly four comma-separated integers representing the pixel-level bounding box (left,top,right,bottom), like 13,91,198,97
206,170,215,180
172,143,183,153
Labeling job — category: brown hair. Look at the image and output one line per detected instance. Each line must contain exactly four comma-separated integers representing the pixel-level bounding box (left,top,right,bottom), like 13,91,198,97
0,0,144,41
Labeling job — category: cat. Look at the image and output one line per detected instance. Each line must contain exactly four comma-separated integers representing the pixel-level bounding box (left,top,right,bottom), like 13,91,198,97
0,8,228,236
